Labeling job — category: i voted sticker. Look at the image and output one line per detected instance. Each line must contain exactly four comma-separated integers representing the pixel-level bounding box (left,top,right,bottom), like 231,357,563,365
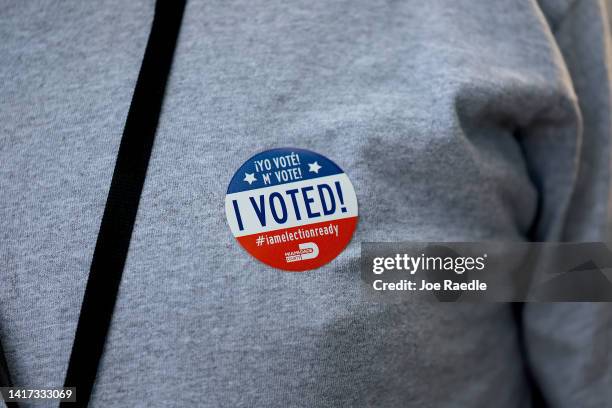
225,148,358,271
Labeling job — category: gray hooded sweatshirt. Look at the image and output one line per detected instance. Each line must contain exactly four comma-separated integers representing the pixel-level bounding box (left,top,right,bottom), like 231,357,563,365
1,0,612,407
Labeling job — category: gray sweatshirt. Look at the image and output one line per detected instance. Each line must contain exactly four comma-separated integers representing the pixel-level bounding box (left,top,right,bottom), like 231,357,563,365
1,0,611,406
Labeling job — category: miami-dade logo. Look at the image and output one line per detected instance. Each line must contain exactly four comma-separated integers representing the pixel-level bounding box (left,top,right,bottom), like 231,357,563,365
285,242,319,263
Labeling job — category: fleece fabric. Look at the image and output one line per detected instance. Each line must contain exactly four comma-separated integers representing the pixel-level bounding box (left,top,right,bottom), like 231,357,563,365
1,0,612,406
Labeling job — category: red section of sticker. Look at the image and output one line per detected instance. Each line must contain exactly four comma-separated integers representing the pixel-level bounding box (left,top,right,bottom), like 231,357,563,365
237,217,358,271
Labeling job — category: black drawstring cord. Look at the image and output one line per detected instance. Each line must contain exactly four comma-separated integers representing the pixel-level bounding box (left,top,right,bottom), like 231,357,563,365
0,1,185,406
60,1,186,407
0,337,18,408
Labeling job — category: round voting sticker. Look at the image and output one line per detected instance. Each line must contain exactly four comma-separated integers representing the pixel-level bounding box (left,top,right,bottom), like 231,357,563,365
225,148,358,271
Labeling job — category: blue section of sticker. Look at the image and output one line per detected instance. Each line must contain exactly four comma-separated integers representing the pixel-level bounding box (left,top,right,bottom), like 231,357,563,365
227,148,344,194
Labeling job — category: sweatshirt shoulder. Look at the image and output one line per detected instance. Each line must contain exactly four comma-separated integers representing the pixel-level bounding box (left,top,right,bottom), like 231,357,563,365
536,0,581,28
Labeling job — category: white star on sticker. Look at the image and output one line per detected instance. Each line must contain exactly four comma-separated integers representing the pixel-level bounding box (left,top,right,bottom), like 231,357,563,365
243,172,257,184
308,161,322,173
